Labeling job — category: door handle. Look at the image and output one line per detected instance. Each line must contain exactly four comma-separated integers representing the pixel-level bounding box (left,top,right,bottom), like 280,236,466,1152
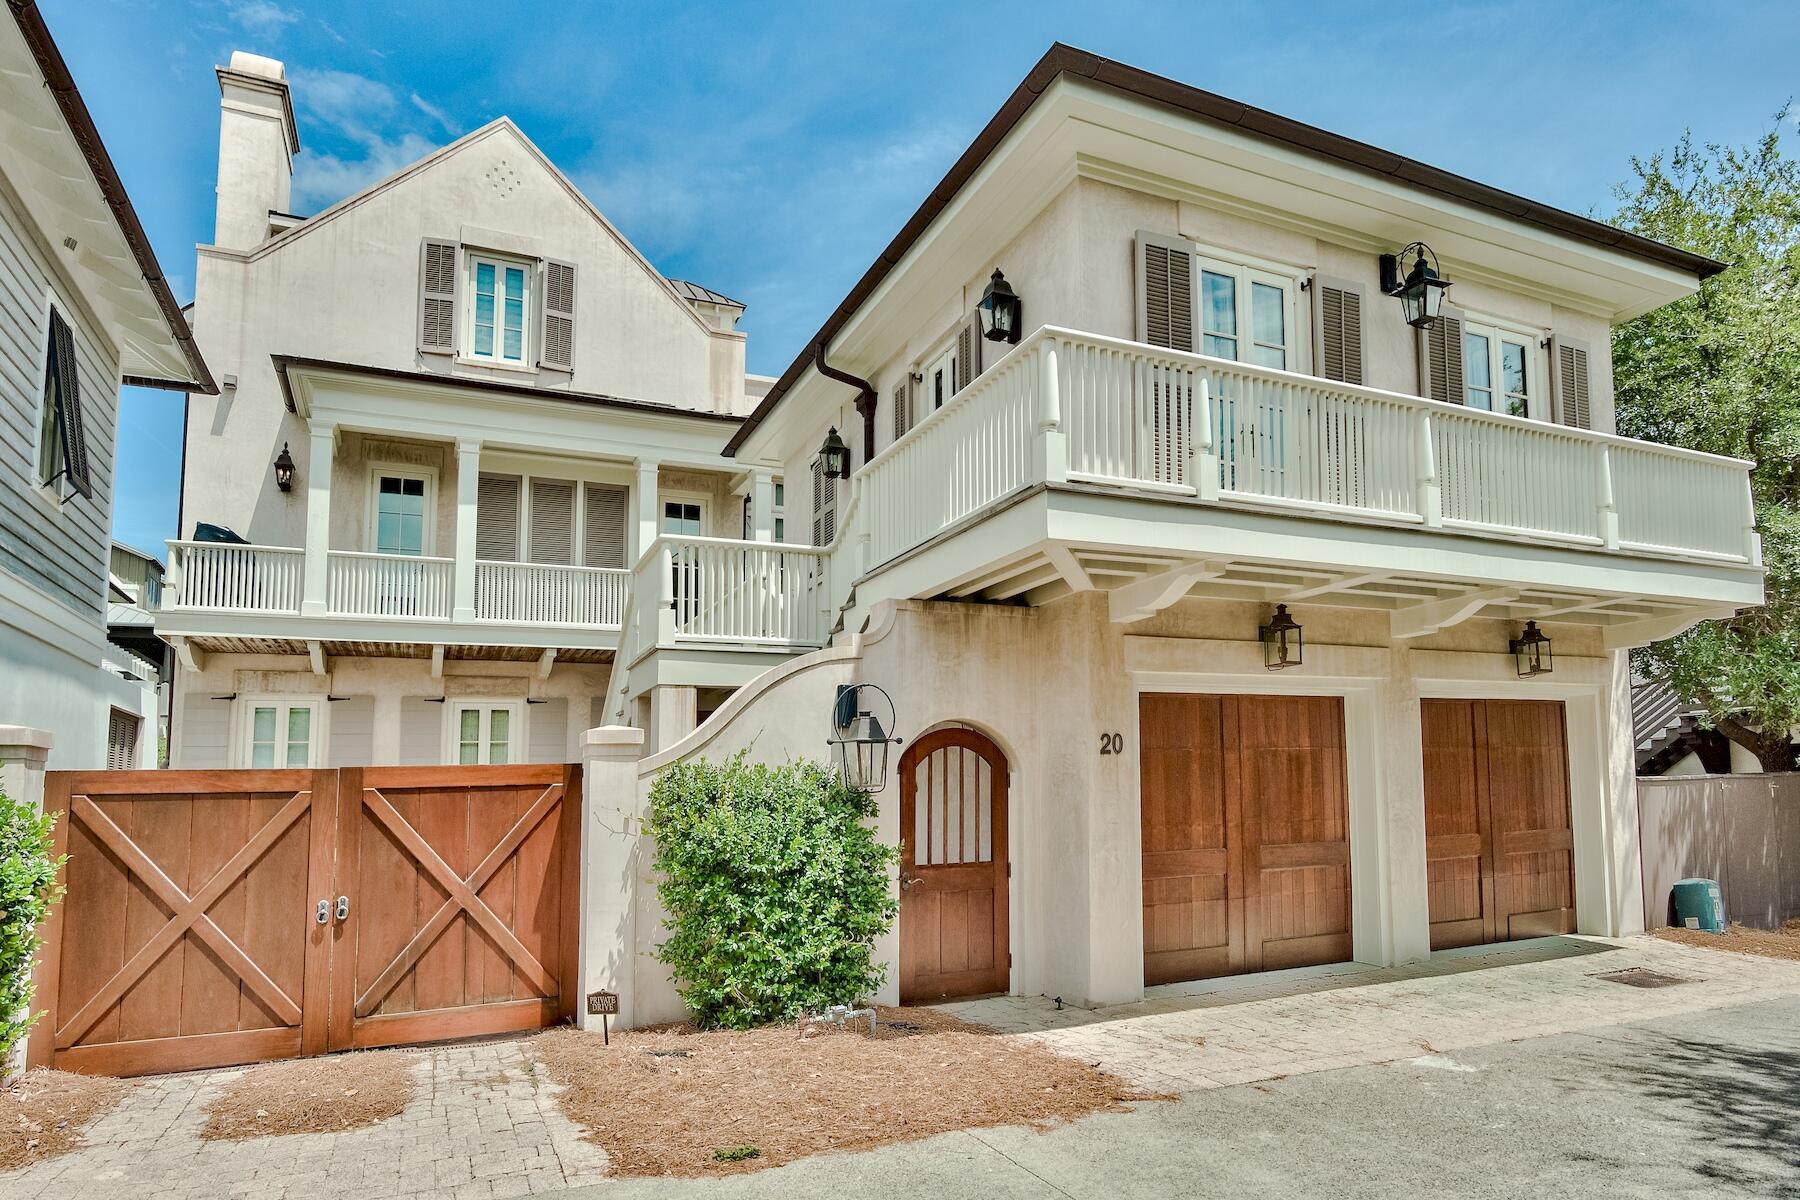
336,895,351,921
899,872,923,892
316,899,330,925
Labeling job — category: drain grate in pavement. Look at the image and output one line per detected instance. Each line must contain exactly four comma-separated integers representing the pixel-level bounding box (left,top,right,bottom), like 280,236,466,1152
1593,967,1694,989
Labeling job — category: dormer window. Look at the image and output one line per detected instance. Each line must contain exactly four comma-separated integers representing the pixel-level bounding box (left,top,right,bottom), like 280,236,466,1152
468,253,531,364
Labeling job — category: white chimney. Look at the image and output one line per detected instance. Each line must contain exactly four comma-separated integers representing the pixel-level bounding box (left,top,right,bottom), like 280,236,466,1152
213,51,299,250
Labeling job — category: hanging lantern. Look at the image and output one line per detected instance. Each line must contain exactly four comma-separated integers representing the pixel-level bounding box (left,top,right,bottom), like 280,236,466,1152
976,268,1022,344
827,683,901,793
1510,620,1553,677
1379,242,1452,328
272,442,296,492
816,426,851,480
1260,604,1303,671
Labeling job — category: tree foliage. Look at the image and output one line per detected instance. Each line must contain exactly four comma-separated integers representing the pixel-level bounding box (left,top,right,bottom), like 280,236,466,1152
1612,112,1800,770
647,756,898,1029
1,784,65,1064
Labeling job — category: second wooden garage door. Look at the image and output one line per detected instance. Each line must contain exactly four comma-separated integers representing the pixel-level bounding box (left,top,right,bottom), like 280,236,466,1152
1140,693,1352,985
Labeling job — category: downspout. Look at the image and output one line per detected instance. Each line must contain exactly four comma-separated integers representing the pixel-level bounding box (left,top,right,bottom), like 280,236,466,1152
812,342,878,465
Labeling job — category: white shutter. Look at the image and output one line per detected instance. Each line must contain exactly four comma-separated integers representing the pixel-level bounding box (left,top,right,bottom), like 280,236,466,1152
327,696,374,766
527,698,569,763
529,478,576,564
582,483,627,569
1136,232,1197,352
1421,306,1467,403
419,239,458,354
398,697,441,765
1312,276,1366,385
540,260,576,371
1551,336,1593,429
476,473,521,561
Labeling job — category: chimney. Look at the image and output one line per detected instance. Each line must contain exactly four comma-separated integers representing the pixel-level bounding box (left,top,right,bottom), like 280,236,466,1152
213,51,299,250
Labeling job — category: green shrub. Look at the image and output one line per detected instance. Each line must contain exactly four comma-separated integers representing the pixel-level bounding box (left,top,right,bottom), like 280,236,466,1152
1,784,65,1062
647,756,898,1029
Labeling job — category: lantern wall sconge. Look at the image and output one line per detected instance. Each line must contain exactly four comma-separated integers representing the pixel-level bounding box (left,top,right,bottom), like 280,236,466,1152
1510,621,1553,677
1260,604,1304,671
272,442,296,492
1378,242,1452,328
977,268,1022,344
828,682,902,793
816,426,851,480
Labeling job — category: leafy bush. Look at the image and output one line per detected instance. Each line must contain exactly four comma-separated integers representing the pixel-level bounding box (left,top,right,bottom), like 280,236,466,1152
1,784,65,1062
647,756,898,1029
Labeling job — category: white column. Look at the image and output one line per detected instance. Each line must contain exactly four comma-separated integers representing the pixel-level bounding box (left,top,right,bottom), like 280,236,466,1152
578,725,647,1030
632,459,660,563
301,423,335,617
0,725,52,1083
648,685,697,754
748,468,775,542
1375,647,1432,966
453,439,481,623
1033,338,1067,485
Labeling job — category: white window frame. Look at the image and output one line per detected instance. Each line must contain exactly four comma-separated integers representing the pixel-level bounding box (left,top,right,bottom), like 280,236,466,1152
444,699,524,765
1193,248,1308,374
660,491,710,538
463,251,535,367
366,463,439,556
233,696,325,769
1461,315,1548,421
917,341,958,415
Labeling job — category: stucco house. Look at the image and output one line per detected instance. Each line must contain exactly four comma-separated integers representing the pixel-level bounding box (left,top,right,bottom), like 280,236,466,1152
0,2,214,771
160,43,1763,1017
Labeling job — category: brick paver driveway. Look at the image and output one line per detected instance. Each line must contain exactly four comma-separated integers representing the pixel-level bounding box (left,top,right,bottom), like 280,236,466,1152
8,934,1800,1199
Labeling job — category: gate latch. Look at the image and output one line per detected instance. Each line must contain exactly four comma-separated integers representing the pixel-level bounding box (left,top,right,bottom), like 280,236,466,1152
315,899,330,925
336,895,350,921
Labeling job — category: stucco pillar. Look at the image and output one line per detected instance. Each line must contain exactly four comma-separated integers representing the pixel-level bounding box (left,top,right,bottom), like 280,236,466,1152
648,686,696,754
631,459,660,563
1602,650,1646,936
301,423,335,617
0,726,52,1084
578,725,647,1030
452,439,482,623
747,468,775,542
1377,646,1432,965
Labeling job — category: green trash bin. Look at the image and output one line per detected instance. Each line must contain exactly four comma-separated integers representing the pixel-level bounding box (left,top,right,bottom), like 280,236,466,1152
1670,878,1725,932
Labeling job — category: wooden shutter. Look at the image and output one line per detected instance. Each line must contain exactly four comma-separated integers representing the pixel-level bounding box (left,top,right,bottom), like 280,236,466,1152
106,709,138,770
1312,276,1365,385
529,478,576,564
892,382,911,442
582,483,626,568
46,309,91,497
1421,306,1466,403
811,457,837,547
1136,233,1196,352
954,312,984,395
1551,336,1592,429
419,239,459,354
540,259,576,371
475,473,521,561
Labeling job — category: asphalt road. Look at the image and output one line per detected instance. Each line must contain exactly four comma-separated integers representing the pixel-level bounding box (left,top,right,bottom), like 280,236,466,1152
563,993,1800,1199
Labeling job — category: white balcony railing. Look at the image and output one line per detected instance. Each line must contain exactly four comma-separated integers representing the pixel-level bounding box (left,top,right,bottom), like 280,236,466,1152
165,542,306,614
631,535,833,648
477,560,629,626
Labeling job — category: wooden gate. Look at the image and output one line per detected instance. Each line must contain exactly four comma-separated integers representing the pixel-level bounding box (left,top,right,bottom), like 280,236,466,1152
29,764,580,1077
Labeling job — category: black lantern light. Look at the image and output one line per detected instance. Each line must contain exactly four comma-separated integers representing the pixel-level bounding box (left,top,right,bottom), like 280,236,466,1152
816,426,851,480
827,683,902,793
1378,242,1452,328
977,268,1022,344
272,442,296,492
1510,621,1553,678
1260,604,1304,671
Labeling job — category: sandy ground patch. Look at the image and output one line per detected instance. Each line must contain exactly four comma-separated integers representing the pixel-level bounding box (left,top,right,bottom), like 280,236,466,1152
200,1048,418,1141
1655,919,1800,962
1,1069,130,1171
531,1005,1160,1178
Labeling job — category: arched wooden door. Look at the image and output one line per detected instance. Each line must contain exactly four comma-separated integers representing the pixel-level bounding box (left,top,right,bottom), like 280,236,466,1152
898,728,1010,1003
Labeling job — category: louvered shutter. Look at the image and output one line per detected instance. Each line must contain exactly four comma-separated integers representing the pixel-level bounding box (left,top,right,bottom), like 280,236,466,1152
106,710,138,769
1312,276,1366,385
528,478,576,564
811,457,837,547
891,382,910,442
418,239,458,354
1551,336,1593,429
46,309,90,497
476,473,521,561
540,259,576,371
1136,233,1196,352
954,312,984,395
1421,306,1466,403
582,483,627,568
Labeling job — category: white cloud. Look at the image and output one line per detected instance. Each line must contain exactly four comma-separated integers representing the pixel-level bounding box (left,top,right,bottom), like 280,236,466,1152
292,133,439,211
409,92,456,134
224,0,299,37
288,69,442,211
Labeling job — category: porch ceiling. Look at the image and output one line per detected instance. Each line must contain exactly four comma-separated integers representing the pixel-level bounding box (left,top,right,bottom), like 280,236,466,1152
175,634,615,664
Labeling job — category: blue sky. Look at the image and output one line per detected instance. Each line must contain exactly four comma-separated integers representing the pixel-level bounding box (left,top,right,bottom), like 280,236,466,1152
44,0,1800,559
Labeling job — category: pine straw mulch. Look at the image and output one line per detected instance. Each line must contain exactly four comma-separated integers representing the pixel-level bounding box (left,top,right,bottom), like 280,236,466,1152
1,1069,131,1172
530,1004,1162,1178
199,1048,419,1142
1654,918,1800,963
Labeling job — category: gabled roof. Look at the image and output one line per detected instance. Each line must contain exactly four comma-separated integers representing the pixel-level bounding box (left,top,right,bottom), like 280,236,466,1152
724,42,1724,457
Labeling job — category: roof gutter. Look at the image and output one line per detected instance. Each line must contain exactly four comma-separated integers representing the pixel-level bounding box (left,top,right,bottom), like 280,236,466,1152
812,342,878,464
9,0,217,394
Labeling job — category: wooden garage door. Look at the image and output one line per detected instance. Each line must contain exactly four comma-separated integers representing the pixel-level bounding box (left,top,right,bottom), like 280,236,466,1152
1423,699,1575,949
1140,694,1351,985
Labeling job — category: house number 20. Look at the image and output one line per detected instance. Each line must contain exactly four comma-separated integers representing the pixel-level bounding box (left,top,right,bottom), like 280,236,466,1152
1099,732,1124,755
